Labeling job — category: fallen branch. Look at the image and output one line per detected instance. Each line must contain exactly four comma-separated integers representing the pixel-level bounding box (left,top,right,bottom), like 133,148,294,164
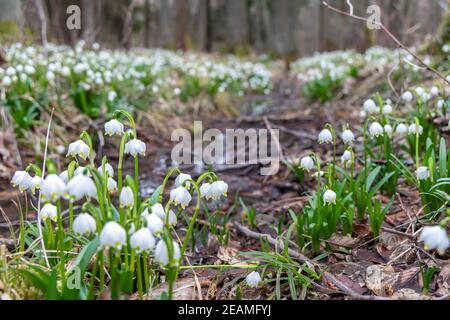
322,1,450,85
232,221,388,300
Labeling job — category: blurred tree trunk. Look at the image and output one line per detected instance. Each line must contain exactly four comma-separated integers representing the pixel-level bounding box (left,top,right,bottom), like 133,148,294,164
175,0,188,49
0,0,22,23
144,0,150,47
226,0,248,52
160,0,174,48
197,0,209,51
270,0,299,58
82,0,96,43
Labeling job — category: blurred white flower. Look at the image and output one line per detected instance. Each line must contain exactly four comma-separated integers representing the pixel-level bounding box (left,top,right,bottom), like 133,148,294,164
11,171,32,192
384,124,393,137
300,156,314,171
100,221,127,250
395,123,407,135
369,122,383,137
154,239,181,266
65,174,97,201
245,271,262,288
363,99,377,114
408,123,423,135
124,139,146,157
430,86,439,96
402,91,413,102
318,129,333,144
416,166,429,180
323,190,336,205
41,174,66,202
419,226,449,255
39,203,58,222
382,105,392,114
342,129,355,144
120,186,134,208
73,213,97,236
67,140,90,160
130,228,155,254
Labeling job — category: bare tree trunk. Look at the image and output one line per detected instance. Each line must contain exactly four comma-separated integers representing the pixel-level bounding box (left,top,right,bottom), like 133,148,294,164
226,0,248,51
144,0,150,47
175,0,188,50
160,0,174,48
82,0,96,44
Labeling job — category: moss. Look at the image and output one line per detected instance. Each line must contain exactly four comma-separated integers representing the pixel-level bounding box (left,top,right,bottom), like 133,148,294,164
0,20,19,40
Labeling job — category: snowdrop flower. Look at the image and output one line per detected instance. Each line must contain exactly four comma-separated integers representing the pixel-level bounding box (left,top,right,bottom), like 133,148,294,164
402,91,413,102
175,173,192,189
342,129,355,144
369,122,384,137
74,166,89,176
146,213,164,235
443,44,450,53
395,123,407,135
39,203,58,222
11,171,32,192
56,145,66,154
384,124,393,137
100,221,127,250
341,150,352,163
312,171,325,179
40,174,66,202
382,105,392,114
124,139,146,157
120,186,134,208
415,87,424,96
98,163,114,177
67,140,90,160
2,76,12,86
436,99,445,111
318,129,333,144
104,119,124,136
30,176,42,194
107,90,117,102
73,213,97,236
61,66,70,76
416,166,429,180
419,226,449,255
170,186,192,208
300,156,314,171
408,123,423,135
65,174,97,201
107,177,117,193
430,86,439,96
46,70,55,82
130,228,155,254
245,271,262,288
323,190,336,205
59,171,69,183
207,180,228,200
363,99,377,114
151,203,165,219
154,239,181,266
200,183,211,198
166,210,177,226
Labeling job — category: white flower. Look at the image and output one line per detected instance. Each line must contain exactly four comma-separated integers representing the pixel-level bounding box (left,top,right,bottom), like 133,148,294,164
363,99,377,113
300,156,314,171
430,86,439,96
443,44,450,53
98,163,114,177
245,271,262,288
151,203,165,219
65,175,97,201
145,213,164,235
61,66,70,76
154,239,181,266
100,221,127,250
130,228,155,254
341,150,352,164
39,203,58,222
200,183,211,198
437,99,445,111
312,171,325,178
2,76,12,86
107,177,117,193
382,105,392,114
67,140,90,160
107,90,117,102
415,87,424,96
40,174,66,202
170,186,192,208
175,173,192,188
318,129,333,144
342,129,355,144
207,180,228,200
419,226,449,255
408,123,423,135
323,190,336,205
104,119,124,136
402,91,413,102
395,123,407,135
56,145,66,154
73,213,97,236
74,166,89,176
416,166,429,180
166,210,177,226
124,139,146,157
369,122,384,137
11,170,32,192
384,124,393,137
30,176,42,194
120,186,134,208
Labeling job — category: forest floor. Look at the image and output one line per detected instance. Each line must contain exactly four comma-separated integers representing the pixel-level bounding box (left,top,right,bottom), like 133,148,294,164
1,72,449,300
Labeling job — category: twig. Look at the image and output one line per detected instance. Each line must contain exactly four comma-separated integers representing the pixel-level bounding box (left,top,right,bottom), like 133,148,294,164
232,221,388,300
322,1,450,85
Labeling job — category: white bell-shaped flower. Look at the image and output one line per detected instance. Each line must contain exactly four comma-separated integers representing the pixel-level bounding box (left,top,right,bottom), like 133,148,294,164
382,105,393,114
384,124,393,137
207,180,228,200
416,166,429,180
120,186,134,208
40,174,66,202
154,239,181,266
65,174,97,201
395,123,407,135
245,271,262,288
419,226,449,255
97,163,114,177
300,156,314,171
342,129,355,144
130,228,155,254
124,139,146,157
67,140,90,160
175,173,192,189
30,176,42,194
39,203,58,222
170,186,192,208
341,150,352,163
408,123,423,135
323,190,337,205
107,177,117,193
11,170,32,192
104,119,124,136
59,170,69,183
73,213,97,236
146,213,164,235
369,122,384,137
430,86,439,96
100,221,127,250
200,183,211,198
150,203,165,219
363,99,377,114
402,91,413,102
318,129,333,144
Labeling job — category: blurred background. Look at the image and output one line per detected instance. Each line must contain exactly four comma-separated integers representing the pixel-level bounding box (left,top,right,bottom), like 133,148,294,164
0,0,447,58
